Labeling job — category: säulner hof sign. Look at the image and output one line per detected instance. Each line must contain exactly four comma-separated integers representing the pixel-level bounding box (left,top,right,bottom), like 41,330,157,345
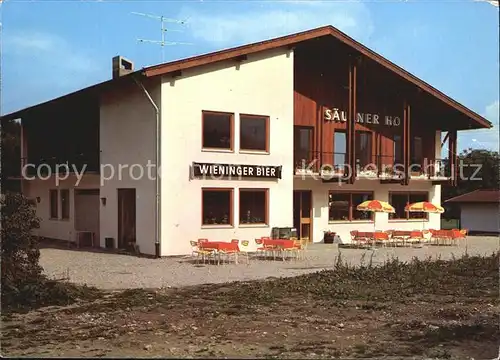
324,107,401,127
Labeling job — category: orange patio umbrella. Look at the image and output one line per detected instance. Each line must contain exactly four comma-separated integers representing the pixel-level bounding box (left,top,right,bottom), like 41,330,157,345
404,201,444,214
405,201,444,232
356,200,395,232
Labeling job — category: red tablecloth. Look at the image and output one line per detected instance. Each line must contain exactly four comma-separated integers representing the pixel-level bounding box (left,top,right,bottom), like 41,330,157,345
262,239,296,249
199,241,239,252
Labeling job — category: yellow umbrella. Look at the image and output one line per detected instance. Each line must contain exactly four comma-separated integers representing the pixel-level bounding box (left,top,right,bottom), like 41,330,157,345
357,200,395,213
356,200,395,233
405,201,445,233
405,201,444,213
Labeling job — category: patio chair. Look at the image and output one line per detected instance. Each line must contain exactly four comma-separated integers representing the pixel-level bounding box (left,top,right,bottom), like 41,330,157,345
190,240,214,264
373,232,389,247
237,240,251,264
219,239,240,264
255,238,267,259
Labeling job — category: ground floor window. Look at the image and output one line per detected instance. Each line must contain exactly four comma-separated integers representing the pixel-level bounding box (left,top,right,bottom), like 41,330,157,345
49,189,58,219
328,191,374,221
239,189,268,225
60,189,70,220
389,192,429,220
202,188,233,225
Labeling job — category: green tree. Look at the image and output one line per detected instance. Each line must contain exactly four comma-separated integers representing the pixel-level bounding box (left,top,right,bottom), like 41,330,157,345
442,148,500,201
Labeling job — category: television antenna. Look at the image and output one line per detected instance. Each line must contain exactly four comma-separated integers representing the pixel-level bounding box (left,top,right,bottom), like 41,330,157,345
132,11,193,62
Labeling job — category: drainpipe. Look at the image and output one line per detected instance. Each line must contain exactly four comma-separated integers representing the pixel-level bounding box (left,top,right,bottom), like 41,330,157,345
133,76,161,258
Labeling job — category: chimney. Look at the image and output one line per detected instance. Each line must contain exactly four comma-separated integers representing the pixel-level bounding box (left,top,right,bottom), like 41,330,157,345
112,56,134,79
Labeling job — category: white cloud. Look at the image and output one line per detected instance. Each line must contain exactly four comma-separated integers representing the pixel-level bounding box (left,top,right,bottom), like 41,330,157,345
2,30,106,113
3,31,99,74
178,1,374,47
459,99,499,151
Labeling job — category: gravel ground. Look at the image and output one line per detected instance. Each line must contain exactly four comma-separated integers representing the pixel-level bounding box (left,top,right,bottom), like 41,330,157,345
40,236,499,290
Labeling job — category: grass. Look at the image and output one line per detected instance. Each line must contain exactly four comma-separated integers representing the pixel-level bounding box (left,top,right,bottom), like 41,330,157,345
2,251,499,358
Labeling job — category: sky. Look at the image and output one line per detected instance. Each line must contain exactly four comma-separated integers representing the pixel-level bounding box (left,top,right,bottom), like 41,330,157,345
1,0,499,152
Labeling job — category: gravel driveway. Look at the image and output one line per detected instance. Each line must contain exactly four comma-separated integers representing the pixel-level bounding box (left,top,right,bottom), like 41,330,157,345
40,236,499,290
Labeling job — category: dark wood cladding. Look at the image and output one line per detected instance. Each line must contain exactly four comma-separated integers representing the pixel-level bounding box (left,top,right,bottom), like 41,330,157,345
293,37,440,174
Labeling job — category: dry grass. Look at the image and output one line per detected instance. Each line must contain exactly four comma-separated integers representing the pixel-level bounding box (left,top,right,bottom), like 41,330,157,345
2,251,499,358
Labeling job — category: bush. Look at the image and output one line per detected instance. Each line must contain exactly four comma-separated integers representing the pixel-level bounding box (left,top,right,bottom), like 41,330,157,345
1,192,100,312
1,192,43,306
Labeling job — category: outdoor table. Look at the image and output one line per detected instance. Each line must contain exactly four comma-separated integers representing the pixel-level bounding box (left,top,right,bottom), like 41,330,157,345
199,241,240,264
262,239,296,249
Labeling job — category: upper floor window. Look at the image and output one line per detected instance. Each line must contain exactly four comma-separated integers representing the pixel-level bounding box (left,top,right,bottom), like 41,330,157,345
394,135,402,164
240,114,269,152
334,131,346,169
355,131,372,168
202,111,233,150
412,136,423,165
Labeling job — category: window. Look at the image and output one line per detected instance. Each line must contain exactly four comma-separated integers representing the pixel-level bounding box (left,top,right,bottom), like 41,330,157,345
394,135,402,164
60,189,70,220
334,131,346,170
202,111,233,150
240,114,269,152
355,131,372,167
294,126,314,167
412,136,423,165
328,191,374,221
49,190,58,219
389,192,429,220
202,188,233,225
239,189,268,225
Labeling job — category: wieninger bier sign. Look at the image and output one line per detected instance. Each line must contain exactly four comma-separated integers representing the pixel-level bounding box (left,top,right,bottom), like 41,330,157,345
192,162,282,179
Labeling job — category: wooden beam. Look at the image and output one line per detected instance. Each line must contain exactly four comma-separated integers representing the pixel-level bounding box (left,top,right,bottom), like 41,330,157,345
347,60,357,184
403,101,411,186
448,130,458,186
235,54,247,62
170,70,182,78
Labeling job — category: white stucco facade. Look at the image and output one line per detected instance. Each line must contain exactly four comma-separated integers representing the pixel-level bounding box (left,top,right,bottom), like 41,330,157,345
99,81,160,255
160,48,295,256
460,204,500,233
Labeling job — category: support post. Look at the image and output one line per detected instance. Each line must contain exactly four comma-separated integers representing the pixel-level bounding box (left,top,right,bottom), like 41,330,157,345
403,101,411,185
448,130,458,186
347,59,357,184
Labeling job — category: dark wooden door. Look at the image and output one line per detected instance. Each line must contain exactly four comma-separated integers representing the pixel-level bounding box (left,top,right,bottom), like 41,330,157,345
293,190,313,242
118,188,136,249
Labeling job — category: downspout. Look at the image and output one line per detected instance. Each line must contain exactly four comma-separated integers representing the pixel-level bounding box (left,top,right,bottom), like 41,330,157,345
133,76,161,258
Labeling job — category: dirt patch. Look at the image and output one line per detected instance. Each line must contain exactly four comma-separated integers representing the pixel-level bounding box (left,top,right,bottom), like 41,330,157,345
2,253,499,358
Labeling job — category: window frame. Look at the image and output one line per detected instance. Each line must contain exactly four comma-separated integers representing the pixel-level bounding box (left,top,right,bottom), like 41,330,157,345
239,113,270,153
388,191,429,221
201,110,234,152
60,189,70,220
328,191,375,222
49,189,58,219
201,187,234,227
238,188,269,226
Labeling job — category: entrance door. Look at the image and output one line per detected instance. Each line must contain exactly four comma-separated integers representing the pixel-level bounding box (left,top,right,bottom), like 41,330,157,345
118,188,136,249
293,190,313,242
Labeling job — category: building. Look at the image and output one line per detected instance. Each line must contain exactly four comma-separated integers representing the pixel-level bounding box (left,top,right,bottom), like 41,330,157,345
445,189,500,234
2,26,492,257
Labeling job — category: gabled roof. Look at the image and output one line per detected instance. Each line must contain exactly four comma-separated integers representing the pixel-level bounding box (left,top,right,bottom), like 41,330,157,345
1,25,493,129
445,189,500,204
